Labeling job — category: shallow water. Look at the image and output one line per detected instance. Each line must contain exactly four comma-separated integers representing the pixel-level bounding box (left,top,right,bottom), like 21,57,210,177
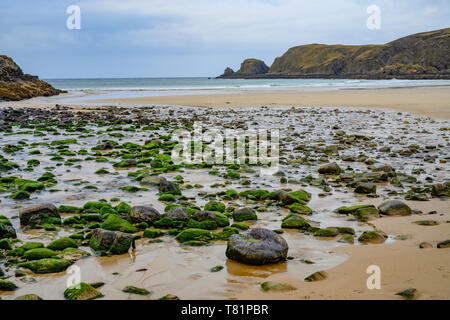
0,105,448,299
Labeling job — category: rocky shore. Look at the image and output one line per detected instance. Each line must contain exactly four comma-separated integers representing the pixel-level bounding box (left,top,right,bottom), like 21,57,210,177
0,104,448,300
0,55,64,101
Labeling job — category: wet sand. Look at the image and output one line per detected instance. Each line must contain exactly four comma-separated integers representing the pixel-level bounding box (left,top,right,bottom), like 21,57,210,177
85,87,450,119
235,200,450,300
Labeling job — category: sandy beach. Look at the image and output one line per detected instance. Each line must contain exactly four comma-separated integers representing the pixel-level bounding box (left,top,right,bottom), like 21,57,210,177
86,86,450,119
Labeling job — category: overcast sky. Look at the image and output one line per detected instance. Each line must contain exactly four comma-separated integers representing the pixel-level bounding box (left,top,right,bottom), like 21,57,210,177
1,0,448,78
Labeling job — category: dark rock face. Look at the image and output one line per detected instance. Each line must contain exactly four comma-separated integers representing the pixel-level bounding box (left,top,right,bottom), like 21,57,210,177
128,206,161,224
19,203,60,227
226,228,288,265
158,177,181,195
219,28,450,79
0,55,64,101
0,222,16,239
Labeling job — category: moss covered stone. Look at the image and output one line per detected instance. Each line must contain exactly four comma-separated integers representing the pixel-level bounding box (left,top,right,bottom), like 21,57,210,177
233,207,257,222
204,201,225,213
231,222,249,230
101,214,137,233
143,228,163,238
15,294,43,300
211,226,239,240
288,203,313,214
64,282,102,300
0,280,18,291
281,214,310,230
186,219,217,230
175,228,212,243
47,237,78,251
89,228,134,255
314,227,339,237
304,271,327,282
261,281,296,292
122,285,150,295
23,248,57,260
153,216,185,229
358,231,387,244
18,258,72,273
336,204,376,214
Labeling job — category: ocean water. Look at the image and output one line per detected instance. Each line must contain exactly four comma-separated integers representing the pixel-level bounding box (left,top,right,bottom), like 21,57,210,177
44,77,450,92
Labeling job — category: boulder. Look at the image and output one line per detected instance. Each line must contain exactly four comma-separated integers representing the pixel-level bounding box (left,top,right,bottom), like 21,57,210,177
89,228,135,255
378,200,411,216
18,258,72,274
191,210,216,221
318,162,342,175
233,207,257,222
354,182,376,194
127,206,161,224
358,231,387,244
0,222,16,239
64,282,102,300
19,203,60,227
158,177,181,195
165,207,188,221
226,228,288,265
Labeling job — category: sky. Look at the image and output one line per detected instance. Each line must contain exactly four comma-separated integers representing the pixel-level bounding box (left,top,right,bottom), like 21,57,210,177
0,0,449,78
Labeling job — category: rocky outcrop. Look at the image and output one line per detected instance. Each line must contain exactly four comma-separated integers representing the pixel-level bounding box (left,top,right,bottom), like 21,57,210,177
219,28,450,79
0,55,64,101
218,58,269,78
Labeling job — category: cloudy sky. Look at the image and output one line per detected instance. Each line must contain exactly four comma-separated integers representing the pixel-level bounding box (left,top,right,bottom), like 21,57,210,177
1,0,448,78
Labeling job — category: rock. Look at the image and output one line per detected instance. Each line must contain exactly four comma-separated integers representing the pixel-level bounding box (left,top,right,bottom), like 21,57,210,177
64,282,102,300
226,228,288,265
261,281,296,292
431,183,450,197
0,222,16,239
23,248,57,260
0,55,64,101
211,226,239,240
353,207,380,222
140,175,164,186
219,59,269,77
304,271,327,282
15,294,43,300
89,228,135,255
314,227,339,237
127,206,161,224
143,228,163,238
59,248,90,262
0,238,12,249
191,210,216,222
419,242,432,248
233,207,257,222
354,182,376,194
413,220,439,226
358,231,387,244
165,207,188,221
122,286,150,295
101,214,137,233
210,265,224,272
271,190,299,205
204,201,225,213
395,288,417,300
19,203,60,227
159,294,180,300
18,258,72,274
437,240,450,248
0,280,18,291
281,214,310,229
372,165,396,177
175,228,212,243
378,200,411,216
158,177,181,195
318,162,342,175
95,141,114,150
47,237,78,251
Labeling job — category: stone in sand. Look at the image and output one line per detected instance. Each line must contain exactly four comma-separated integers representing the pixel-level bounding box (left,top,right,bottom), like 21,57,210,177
318,162,342,175
89,228,135,255
354,182,376,194
378,200,411,216
165,207,188,221
127,206,161,224
19,203,60,227
226,228,288,265
437,240,450,248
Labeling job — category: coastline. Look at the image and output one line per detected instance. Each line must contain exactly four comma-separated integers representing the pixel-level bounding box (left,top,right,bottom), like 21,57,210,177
80,86,450,119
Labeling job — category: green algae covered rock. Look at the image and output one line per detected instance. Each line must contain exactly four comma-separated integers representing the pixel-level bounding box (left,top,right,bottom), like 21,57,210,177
122,286,150,295
211,226,239,240
101,214,137,233
64,282,102,300
19,203,60,227
281,214,310,230
314,227,339,237
15,294,43,300
287,203,313,214
23,248,57,260
261,281,296,292
18,258,71,273
175,228,212,243
204,201,225,213
89,228,134,255
335,204,376,214
0,280,18,291
358,231,387,244
47,237,78,251
378,200,411,216
233,207,257,222
143,228,163,238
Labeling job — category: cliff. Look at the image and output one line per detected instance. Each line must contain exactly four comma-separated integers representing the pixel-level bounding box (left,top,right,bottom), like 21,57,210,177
218,28,450,79
0,55,64,101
